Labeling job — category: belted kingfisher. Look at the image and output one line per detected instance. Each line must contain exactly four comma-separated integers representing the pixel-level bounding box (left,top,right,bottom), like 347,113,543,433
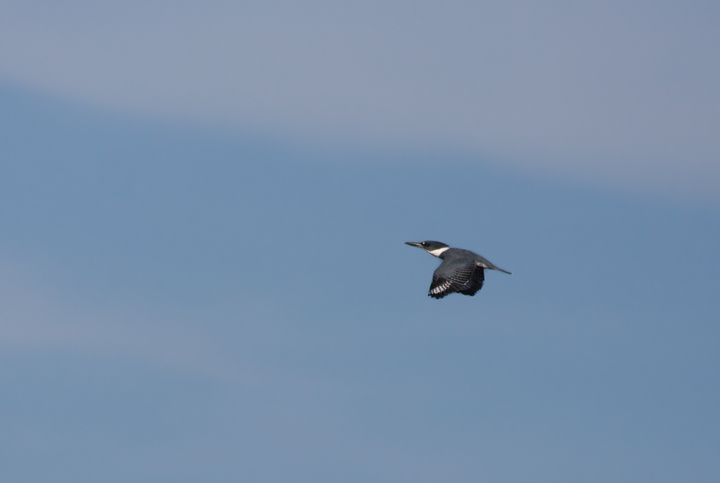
405,241,511,299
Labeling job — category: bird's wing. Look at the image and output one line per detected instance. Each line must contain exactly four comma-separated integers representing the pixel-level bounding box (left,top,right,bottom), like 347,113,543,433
428,264,483,299
458,267,484,296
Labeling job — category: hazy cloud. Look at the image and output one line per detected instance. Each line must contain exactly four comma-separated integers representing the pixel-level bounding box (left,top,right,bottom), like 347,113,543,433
0,259,254,382
0,0,718,198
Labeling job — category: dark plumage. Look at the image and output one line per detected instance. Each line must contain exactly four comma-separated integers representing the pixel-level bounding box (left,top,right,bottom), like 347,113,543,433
405,241,511,299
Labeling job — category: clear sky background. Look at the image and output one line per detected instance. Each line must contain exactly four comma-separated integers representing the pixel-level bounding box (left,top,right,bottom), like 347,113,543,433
0,2,719,482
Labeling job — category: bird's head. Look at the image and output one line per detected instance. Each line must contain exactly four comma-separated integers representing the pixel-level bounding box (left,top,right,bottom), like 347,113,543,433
405,240,449,257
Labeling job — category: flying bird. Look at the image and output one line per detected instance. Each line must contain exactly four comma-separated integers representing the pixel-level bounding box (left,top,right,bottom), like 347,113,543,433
405,241,511,299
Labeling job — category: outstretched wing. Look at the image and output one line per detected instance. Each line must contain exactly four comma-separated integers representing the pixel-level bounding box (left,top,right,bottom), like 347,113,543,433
428,264,485,299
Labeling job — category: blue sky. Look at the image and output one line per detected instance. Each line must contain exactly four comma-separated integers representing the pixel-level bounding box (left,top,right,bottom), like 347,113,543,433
1,2,719,482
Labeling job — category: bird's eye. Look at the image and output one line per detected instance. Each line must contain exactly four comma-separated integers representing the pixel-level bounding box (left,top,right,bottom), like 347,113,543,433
421,242,427,246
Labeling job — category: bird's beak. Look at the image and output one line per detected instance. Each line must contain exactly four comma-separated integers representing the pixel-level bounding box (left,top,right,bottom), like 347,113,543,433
405,241,423,248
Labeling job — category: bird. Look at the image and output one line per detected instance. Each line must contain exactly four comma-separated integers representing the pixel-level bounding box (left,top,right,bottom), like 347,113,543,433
405,241,511,299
